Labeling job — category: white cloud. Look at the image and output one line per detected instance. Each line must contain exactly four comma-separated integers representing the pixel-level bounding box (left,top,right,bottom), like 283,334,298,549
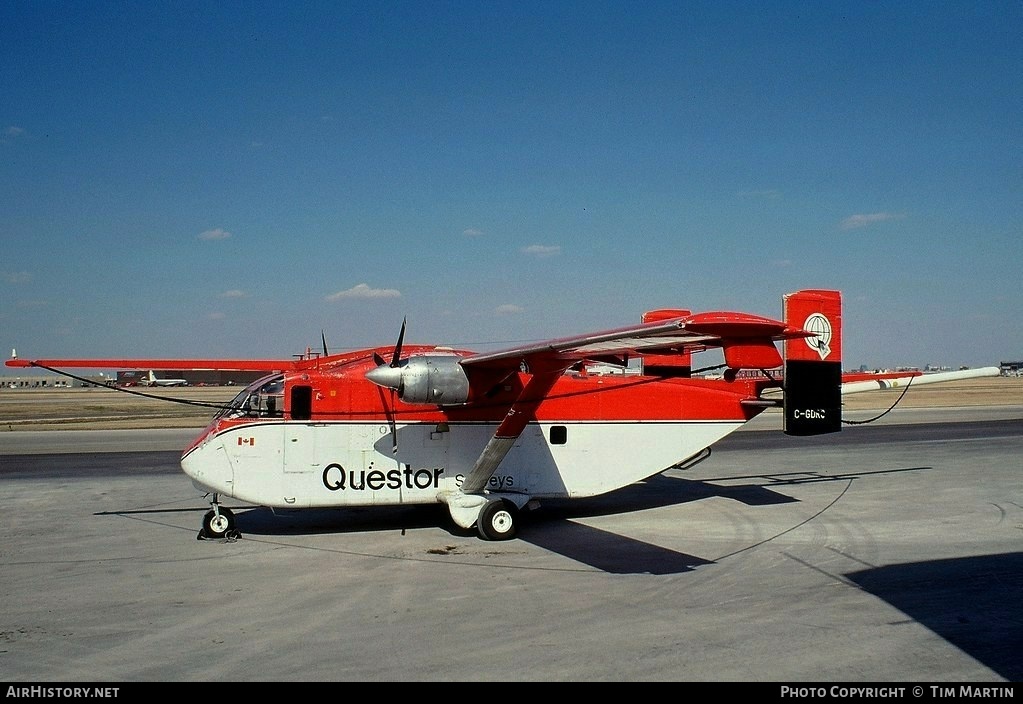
5,126,25,138
495,304,524,314
840,212,905,230
463,228,484,237
521,244,561,257
198,228,232,240
220,289,247,298
4,271,31,284
325,283,401,301
207,312,226,320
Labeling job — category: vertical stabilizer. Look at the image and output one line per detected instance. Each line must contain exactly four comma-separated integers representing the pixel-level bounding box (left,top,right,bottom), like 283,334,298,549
783,290,842,435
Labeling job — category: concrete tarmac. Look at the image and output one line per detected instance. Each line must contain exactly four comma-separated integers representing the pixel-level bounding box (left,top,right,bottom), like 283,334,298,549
1,407,1021,682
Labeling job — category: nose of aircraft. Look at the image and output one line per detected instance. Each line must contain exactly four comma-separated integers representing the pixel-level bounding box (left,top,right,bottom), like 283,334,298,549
180,435,234,496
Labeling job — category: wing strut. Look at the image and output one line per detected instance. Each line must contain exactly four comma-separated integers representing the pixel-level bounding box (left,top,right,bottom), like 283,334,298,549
458,368,564,494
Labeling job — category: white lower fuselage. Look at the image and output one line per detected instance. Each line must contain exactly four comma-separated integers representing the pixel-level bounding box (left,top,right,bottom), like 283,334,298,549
181,418,746,509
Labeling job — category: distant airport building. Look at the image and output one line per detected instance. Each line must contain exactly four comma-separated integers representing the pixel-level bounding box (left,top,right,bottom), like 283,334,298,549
116,370,268,387
2,374,109,389
2,369,267,389
1000,361,1022,377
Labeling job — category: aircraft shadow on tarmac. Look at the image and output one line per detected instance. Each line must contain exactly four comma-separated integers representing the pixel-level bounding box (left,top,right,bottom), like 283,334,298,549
102,463,935,576
847,552,1023,681
510,465,931,574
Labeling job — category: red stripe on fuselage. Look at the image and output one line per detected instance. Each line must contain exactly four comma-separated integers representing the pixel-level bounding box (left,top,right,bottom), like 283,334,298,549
251,372,761,425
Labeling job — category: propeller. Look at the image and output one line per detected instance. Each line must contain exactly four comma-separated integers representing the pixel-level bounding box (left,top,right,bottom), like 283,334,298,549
367,317,407,454
321,330,329,357
368,317,406,388
371,317,406,368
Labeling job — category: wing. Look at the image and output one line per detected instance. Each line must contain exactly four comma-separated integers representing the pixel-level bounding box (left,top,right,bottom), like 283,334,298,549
3,345,388,374
841,366,1000,395
6,356,301,373
454,311,811,494
460,311,811,372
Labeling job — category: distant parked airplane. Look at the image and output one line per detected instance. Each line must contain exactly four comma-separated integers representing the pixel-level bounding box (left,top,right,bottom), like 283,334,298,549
144,370,188,387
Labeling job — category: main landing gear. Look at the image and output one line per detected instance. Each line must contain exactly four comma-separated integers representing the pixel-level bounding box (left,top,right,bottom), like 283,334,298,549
197,494,240,541
476,498,518,540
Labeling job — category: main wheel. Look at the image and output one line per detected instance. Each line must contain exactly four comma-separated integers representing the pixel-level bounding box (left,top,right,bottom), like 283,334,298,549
202,507,236,539
477,499,517,540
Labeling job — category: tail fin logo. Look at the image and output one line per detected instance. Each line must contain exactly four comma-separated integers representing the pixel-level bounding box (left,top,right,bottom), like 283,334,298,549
803,313,833,360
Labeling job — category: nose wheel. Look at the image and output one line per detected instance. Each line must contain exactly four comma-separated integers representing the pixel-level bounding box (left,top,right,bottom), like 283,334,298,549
198,494,240,541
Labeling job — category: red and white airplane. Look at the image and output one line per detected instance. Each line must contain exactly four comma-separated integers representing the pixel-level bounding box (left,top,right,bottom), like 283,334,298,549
6,289,999,541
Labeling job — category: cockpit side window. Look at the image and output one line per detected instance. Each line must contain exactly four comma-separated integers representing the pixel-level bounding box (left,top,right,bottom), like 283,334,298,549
215,374,286,419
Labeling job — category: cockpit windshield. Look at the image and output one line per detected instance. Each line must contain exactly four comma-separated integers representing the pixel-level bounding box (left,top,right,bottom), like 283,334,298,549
215,374,285,419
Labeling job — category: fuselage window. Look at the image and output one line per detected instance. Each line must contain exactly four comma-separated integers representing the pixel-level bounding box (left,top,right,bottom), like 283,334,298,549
290,385,313,420
550,425,567,445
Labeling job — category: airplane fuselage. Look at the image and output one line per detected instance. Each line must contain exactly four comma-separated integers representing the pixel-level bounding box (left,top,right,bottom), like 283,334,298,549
21,289,962,541
180,358,765,511
13,290,999,541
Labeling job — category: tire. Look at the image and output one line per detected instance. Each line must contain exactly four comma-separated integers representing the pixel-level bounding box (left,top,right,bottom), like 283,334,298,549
476,499,517,541
202,507,236,539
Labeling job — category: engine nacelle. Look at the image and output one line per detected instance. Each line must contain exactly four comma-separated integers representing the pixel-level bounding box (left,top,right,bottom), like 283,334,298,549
396,355,471,405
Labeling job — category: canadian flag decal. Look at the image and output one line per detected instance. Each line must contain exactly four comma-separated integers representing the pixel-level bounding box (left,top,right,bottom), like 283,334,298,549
238,437,256,446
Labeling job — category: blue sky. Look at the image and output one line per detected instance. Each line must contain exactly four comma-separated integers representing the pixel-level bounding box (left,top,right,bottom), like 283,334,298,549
2,1,1020,372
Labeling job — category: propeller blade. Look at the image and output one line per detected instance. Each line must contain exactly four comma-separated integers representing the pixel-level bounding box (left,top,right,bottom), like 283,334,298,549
321,330,329,357
376,386,399,453
390,317,406,367
367,317,407,394
389,389,398,453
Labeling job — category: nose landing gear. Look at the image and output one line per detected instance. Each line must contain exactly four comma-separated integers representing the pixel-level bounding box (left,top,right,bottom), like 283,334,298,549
197,494,240,541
